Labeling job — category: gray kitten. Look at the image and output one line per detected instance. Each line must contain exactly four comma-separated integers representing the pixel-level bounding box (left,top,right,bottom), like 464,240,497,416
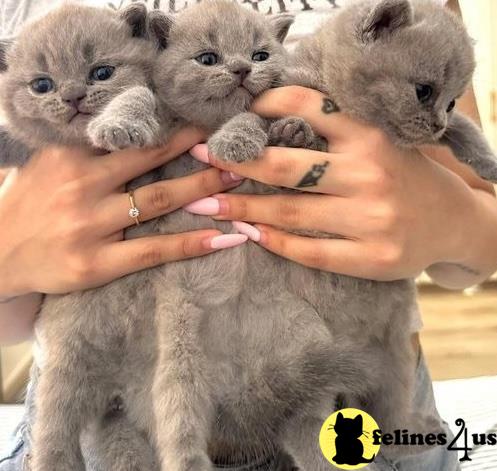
0,4,162,470
288,0,497,182
2,4,429,471
90,1,431,470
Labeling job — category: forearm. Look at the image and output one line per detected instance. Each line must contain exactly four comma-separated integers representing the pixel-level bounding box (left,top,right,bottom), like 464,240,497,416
0,292,40,345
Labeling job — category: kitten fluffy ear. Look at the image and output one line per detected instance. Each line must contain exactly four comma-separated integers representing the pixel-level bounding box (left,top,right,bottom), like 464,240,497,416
270,13,294,43
119,3,148,38
147,10,174,50
0,39,12,72
360,0,413,43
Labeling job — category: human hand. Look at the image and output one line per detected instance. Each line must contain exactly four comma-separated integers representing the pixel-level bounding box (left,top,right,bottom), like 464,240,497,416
0,127,245,297
185,87,479,281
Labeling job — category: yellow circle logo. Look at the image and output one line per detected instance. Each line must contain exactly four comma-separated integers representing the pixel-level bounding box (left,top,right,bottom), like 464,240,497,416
319,408,381,469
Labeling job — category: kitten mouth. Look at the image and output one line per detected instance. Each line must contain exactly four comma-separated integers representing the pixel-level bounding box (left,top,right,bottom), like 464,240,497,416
208,84,253,102
68,111,92,124
433,129,446,140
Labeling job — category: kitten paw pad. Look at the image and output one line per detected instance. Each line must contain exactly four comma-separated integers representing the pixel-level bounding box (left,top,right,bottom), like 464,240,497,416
269,117,315,148
208,130,267,163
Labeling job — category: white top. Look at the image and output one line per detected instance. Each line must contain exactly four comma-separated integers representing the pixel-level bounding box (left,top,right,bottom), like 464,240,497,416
1,0,449,38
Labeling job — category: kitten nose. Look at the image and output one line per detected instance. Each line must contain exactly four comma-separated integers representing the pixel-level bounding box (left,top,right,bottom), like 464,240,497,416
63,93,87,109
234,66,252,83
432,122,445,133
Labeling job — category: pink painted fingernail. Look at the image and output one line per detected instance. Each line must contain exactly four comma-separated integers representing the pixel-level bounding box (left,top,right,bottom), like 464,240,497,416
190,144,210,164
221,171,244,184
209,233,248,249
183,197,220,215
232,221,261,242
229,172,244,181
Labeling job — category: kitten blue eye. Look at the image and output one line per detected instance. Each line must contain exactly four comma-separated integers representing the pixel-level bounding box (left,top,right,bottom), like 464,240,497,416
31,77,54,94
195,53,218,66
252,51,269,62
415,84,433,103
90,65,115,81
446,100,456,113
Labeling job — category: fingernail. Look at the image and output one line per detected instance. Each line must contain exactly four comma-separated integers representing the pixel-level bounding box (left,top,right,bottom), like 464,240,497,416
232,221,261,242
221,171,244,184
183,197,220,215
230,172,244,181
190,143,210,164
254,224,268,244
0,167,19,198
208,233,248,249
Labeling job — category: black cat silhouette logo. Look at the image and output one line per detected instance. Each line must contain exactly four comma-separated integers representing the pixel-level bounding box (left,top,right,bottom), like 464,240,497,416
319,408,381,470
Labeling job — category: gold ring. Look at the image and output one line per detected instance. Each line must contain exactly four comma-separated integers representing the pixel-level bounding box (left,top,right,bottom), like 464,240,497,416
128,190,141,226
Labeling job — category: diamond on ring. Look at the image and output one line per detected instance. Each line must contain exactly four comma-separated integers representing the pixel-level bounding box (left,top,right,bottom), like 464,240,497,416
128,191,141,226
129,207,140,218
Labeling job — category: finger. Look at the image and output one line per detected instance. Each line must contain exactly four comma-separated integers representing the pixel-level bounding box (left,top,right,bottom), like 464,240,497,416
98,126,208,187
184,193,356,236
251,86,372,147
99,168,243,233
99,230,248,280
191,143,353,194
254,224,376,278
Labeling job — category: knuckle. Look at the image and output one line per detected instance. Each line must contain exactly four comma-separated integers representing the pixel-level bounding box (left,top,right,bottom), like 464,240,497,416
277,200,301,228
281,86,313,115
148,185,173,213
146,142,172,165
366,127,390,149
302,247,326,269
198,171,220,195
231,197,248,220
361,167,394,195
141,244,165,267
374,243,405,270
370,203,399,234
54,180,88,208
180,237,198,258
268,156,296,183
59,217,90,245
67,255,94,285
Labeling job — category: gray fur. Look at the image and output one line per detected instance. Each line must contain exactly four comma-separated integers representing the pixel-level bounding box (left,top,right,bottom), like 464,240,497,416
0,3,158,151
0,4,163,471
287,0,497,181
87,86,161,151
2,2,434,471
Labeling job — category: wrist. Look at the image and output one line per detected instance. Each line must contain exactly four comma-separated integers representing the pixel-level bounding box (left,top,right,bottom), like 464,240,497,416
427,186,497,288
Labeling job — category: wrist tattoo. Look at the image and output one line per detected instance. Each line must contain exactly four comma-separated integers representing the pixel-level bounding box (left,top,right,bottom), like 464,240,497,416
452,263,481,277
322,98,339,114
296,161,330,188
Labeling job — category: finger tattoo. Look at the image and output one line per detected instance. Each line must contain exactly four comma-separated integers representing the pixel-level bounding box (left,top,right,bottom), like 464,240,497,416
322,98,339,114
296,161,330,188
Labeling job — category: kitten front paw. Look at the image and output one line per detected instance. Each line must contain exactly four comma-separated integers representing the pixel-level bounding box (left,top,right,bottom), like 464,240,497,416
208,128,267,163
268,117,315,149
88,117,160,152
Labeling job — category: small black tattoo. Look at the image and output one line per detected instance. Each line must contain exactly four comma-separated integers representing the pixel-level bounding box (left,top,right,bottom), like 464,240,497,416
297,161,330,188
322,98,339,114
